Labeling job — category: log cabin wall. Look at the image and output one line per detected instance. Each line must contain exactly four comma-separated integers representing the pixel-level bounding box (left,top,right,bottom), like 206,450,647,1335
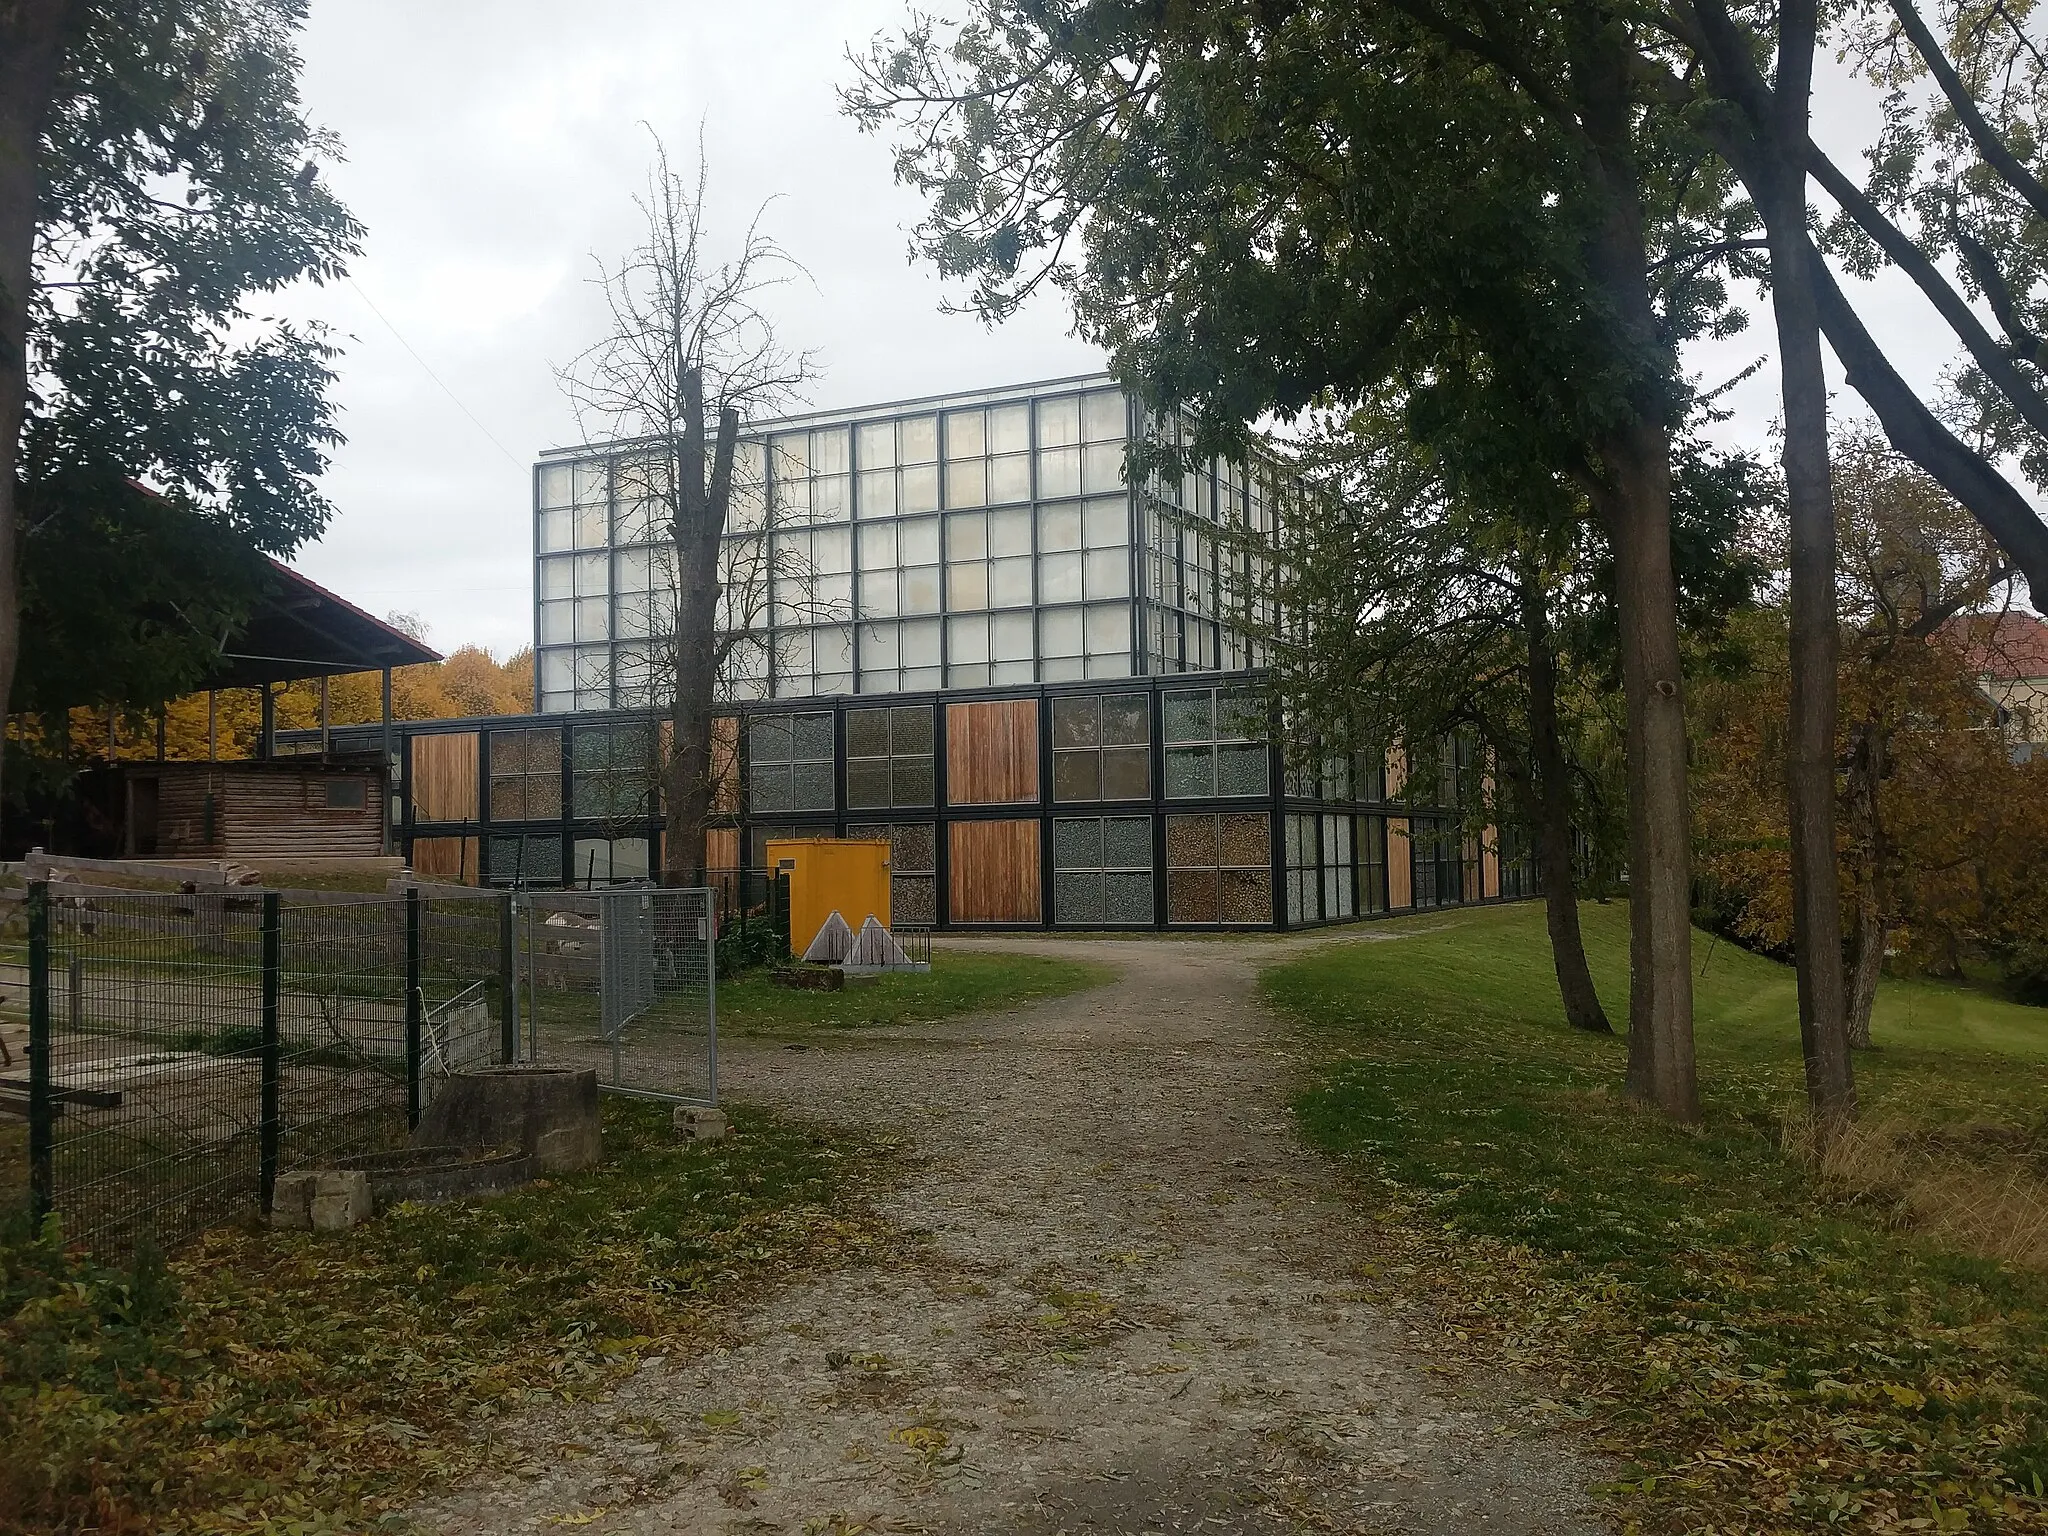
948,819,1042,923
945,700,1040,805
139,764,385,860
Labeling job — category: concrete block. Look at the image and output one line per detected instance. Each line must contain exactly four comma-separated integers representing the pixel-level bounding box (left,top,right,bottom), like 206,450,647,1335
673,1105,729,1142
269,1170,317,1229
308,1170,372,1231
419,1067,601,1174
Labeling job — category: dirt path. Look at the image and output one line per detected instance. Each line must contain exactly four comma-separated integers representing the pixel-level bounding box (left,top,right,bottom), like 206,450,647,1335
417,933,1605,1535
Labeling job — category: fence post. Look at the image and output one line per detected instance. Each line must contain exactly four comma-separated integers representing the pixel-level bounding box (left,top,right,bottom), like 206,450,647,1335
27,882,52,1228
704,889,719,1106
405,888,423,1130
259,892,282,1214
499,892,518,1065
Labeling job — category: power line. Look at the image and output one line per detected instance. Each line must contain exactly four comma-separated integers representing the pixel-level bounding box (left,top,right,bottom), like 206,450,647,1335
346,275,524,468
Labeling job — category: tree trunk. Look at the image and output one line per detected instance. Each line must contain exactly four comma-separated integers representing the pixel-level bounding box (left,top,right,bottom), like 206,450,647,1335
1843,720,1888,1051
1759,0,1857,1123
661,367,738,889
0,1,77,817
1523,578,1611,1033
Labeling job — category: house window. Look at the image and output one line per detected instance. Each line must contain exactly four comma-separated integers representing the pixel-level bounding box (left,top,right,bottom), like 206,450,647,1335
571,724,655,821
748,711,834,812
844,705,935,808
1052,816,1154,926
489,728,562,819
1051,692,1150,802
1163,685,1269,798
324,778,367,811
1165,812,1272,924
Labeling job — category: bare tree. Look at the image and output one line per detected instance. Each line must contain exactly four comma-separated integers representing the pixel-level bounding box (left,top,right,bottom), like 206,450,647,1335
558,130,814,886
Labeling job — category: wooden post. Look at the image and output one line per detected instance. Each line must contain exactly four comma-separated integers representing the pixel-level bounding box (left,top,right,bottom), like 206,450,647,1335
106,703,117,761
380,666,394,856
319,674,331,758
155,706,166,762
259,683,275,760
207,690,218,761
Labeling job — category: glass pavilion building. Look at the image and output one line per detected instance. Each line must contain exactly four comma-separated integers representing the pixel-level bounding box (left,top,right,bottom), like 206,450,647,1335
305,374,1533,929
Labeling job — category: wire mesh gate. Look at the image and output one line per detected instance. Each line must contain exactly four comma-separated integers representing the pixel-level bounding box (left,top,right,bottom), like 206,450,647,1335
7,883,516,1257
518,886,717,1107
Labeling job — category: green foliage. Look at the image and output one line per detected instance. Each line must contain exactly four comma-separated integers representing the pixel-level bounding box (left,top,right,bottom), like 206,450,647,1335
16,0,361,720
1267,901,2048,1530
0,1100,898,1532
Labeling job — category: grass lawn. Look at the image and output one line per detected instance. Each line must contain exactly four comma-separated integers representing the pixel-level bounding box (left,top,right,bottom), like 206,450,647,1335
1265,901,2048,1534
712,947,1112,1037
0,1098,901,1534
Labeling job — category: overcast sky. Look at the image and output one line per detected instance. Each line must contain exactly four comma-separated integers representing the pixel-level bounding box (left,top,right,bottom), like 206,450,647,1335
281,3,2010,658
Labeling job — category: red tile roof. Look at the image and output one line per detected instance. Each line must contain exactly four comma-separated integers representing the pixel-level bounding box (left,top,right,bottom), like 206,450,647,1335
1944,611,2048,680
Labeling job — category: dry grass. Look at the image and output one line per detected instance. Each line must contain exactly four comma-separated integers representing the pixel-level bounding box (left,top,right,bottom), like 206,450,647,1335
1786,1111,2048,1271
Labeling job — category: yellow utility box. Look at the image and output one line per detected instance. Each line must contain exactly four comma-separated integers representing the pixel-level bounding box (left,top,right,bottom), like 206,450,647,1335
765,838,892,957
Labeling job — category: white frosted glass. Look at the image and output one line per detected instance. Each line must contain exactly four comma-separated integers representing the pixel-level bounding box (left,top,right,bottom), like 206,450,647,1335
773,432,809,476
812,427,849,475
992,610,1033,661
772,474,809,520
862,621,900,667
1038,446,1081,500
945,408,985,459
614,499,658,546
575,503,608,550
813,526,853,575
1085,652,1132,679
990,555,1033,608
901,617,943,666
816,571,853,616
989,401,1029,454
1037,395,1081,448
538,506,573,553
946,510,988,560
947,614,989,662
946,561,989,611
1082,389,1125,441
572,460,608,504
1039,550,1084,603
540,648,573,691
989,451,1031,504
1041,606,1084,657
575,598,609,642
899,415,938,463
992,659,1035,684
857,420,895,468
538,463,575,509
1084,496,1127,548
540,600,573,645
899,516,940,564
857,468,896,519
858,521,896,568
901,565,942,615
903,665,943,690
572,645,610,688
1084,601,1127,654
1042,656,1085,682
729,480,767,533
1085,547,1130,599
1038,501,1083,551
614,547,651,593
988,506,1032,557
817,624,854,672
858,570,897,618
948,661,991,687
540,555,574,599
574,552,608,596
616,593,653,639
945,457,985,509
1083,441,1125,493
539,691,571,714
812,474,850,522
901,463,939,512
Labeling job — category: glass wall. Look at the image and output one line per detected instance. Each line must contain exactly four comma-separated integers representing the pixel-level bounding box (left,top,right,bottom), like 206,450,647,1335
534,376,1155,712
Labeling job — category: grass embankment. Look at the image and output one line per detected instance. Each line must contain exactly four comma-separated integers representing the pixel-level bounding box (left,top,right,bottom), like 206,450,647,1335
711,948,1111,1037
1266,901,2048,1534
0,1099,902,1534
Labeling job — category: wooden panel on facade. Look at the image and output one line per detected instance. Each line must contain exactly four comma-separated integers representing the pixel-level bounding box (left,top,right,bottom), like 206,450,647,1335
1481,827,1500,899
946,699,1039,805
711,717,740,812
1386,817,1413,908
412,836,480,883
948,819,1042,923
706,826,739,870
412,732,480,823
1385,747,1408,799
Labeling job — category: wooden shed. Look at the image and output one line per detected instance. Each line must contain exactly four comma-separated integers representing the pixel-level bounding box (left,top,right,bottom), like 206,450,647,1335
122,757,388,861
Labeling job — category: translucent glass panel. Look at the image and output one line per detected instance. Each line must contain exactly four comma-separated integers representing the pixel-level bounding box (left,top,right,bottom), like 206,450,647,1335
943,401,1030,509
729,440,769,533
1165,812,1273,924
487,833,562,886
856,414,939,519
1163,684,1269,797
489,728,561,819
536,458,610,555
944,610,1033,688
773,526,853,626
537,645,611,714
571,723,654,820
944,507,1033,612
772,426,850,524
856,517,941,618
858,618,942,694
1038,603,1131,683
847,821,937,925
748,711,834,813
1052,815,1154,925
1051,692,1150,802
844,704,935,809
571,836,650,887
1285,812,1316,924
775,625,853,698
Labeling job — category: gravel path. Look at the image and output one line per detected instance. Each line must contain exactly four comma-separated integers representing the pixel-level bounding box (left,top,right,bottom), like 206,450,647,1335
417,932,1606,1535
